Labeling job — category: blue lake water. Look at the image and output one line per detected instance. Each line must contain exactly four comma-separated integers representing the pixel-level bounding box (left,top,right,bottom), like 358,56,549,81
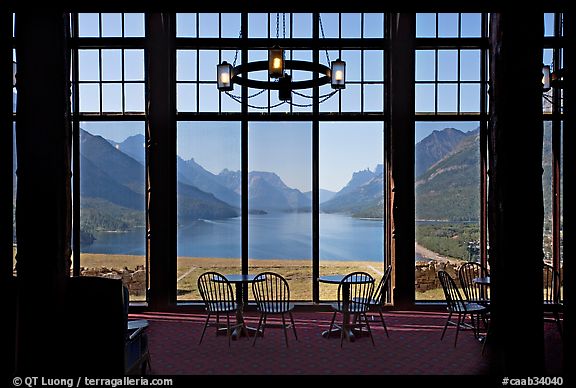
82,213,391,262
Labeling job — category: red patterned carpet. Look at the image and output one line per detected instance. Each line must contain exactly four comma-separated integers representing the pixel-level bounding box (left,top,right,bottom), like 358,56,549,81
129,310,562,376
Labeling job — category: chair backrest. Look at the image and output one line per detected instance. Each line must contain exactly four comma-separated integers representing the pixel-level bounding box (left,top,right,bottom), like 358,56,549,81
438,270,466,312
337,272,374,311
197,272,236,312
458,262,489,303
252,272,291,312
543,264,561,304
372,265,392,306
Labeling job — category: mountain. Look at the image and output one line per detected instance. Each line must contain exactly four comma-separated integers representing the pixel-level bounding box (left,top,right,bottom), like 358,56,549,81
79,129,238,234
303,189,337,204
109,134,145,164
415,130,480,221
216,170,310,212
415,128,469,178
177,157,241,207
322,129,480,221
248,172,310,212
321,170,384,217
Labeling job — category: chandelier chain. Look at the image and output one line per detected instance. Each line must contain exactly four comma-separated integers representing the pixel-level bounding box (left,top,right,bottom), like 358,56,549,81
318,14,331,65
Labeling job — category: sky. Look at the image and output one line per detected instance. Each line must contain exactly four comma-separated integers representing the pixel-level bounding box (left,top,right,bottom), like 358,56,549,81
27,13,554,193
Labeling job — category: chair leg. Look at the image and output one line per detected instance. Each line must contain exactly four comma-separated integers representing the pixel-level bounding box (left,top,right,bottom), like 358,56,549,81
226,312,231,348
340,315,345,348
362,313,375,347
261,314,268,337
289,311,298,340
199,312,211,345
554,311,563,339
253,313,265,347
378,307,389,338
327,312,337,339
441,312,452,341
281,313,289,347
454,313,463,347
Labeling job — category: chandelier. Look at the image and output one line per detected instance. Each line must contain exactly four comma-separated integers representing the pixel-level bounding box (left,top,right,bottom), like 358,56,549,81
216,13,346,109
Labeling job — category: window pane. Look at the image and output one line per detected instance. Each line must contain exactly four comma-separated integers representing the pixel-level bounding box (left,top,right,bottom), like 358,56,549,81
248,122,312,301
124,50,144,81
101,13,122,37
124,83,144,112
364,84,384,112
177,50,197,81
293,13,312,38
177,84,197,112
416,13,436,38
199,50,219,81
364,51,384,81
415,122,480,300
199,13,219,38
460,50,481,81
221,13,241,38
320,122,384,301
79,50,100,81
438,50,458,81
79,84,100,112
269,13,291,39
320,13,339,38
416,50,436,82
79,121,147,301
177,13,197,38
102,50,122,81
342,84,361,112
199,84,219,112
460,13,481,37
342,50,361,82
341,13,361,38
78,13,99,37
176,122,241,301
102,83,122,112
319,84,339,113
544,13,555,37
438,84,458,112
249,13,268,38
363,13,384,38
415,84,435,113
438,13,459,38
460,84,480,113
124,13,145,37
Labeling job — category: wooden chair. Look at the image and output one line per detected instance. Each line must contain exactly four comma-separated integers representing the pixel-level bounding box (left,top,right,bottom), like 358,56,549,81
458,262,490,306
438,270,489,347
197,271,245,347
543,263,563,337
251,272,298,347
353,265,392,338
328,271,375,347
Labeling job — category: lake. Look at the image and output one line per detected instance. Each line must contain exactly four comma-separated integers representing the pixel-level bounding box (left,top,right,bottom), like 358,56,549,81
81,213,391,262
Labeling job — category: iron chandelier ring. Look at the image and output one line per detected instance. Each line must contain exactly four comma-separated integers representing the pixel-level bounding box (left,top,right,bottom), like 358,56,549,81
231,60,332,90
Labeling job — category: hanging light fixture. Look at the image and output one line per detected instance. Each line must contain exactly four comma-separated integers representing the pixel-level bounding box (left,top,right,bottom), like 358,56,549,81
268,46,284,79
215,13,346,108
542,64,551,92
331,59,346,89
217,61,233,91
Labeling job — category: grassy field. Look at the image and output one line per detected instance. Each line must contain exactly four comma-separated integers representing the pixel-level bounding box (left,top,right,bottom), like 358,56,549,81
12,248,445,301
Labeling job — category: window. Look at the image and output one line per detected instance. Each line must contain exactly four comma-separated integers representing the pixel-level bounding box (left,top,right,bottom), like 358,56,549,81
176,122,242,301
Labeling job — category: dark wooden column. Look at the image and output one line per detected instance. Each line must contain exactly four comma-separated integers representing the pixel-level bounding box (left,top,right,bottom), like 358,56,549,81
146,13,177,309
14,12,72,373
487,13,545,374
562,11,575,379
388,13,416,309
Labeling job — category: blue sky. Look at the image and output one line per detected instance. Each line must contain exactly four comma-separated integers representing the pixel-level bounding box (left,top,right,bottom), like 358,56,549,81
68,13,550,192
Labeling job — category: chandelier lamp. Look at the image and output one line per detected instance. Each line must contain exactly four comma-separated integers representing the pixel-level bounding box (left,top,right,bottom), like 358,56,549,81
216,14,346,108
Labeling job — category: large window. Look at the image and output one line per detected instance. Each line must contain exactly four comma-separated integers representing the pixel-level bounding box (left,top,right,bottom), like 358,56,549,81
74,13,147,301
248,122,312,300
319,122,385,300
176,122,242,300
414,13,487,300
